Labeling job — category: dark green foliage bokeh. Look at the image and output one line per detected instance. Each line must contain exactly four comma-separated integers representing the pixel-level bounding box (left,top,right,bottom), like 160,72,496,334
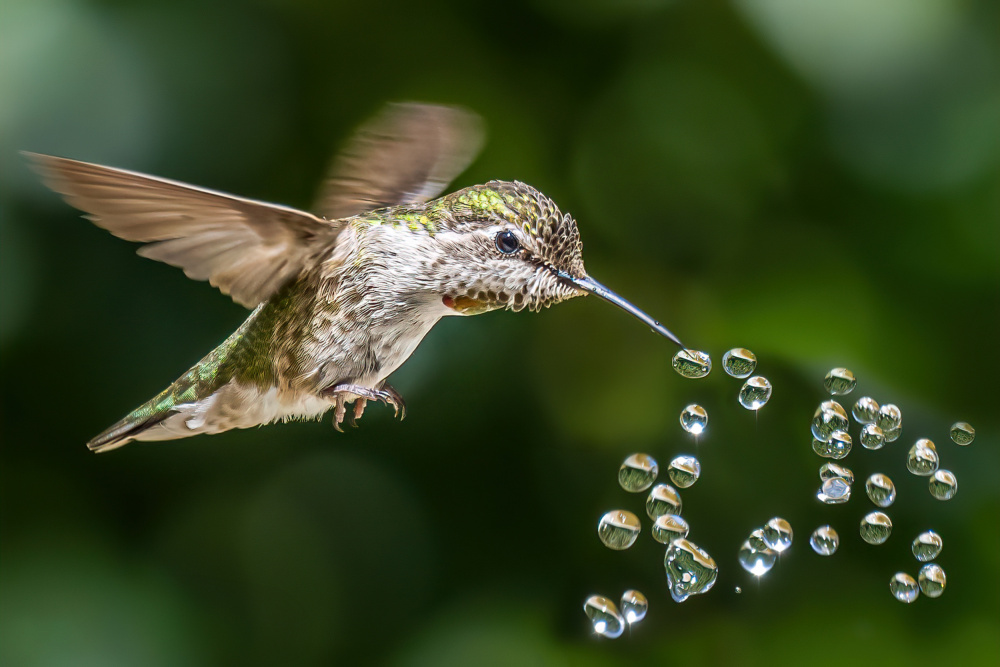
2,0,998,665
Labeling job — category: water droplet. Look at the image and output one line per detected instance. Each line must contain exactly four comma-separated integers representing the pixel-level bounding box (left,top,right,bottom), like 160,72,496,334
679,405,708,436
876,404,902,432
817,476,852,504
860,511,892,545
860,424,885,450
809,525,839,555
598,510,641,550
918,564,946,598
738,537,777,576
667,455,701,488
949,421,975,446
884,426,902,443
739,376,772,410
865,473,896,508
618,453,658,492
852,396,879,424
762,518,793,552
620,590,648,623
825,431,852,460
928,469,957,500
906,439,939,477
672,349,712,379
889,573,919,603
734,586,742,594
811,401,849,442
645,484,682,519
722,347,757,378
583,595,625,638
820,463,854,485
651,514,690,545
824,367,857,395
664,538,718,602
912,531,943,562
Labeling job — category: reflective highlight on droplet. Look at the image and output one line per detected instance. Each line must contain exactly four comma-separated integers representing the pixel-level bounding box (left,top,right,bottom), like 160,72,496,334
620,589,648,624
664,538,718,602
810,525,839,556
824,367,856,395
860,511,892,545
865,473,896,508
906,439,939,477
618,453,658,492
583,595,625,638
722,347,757,378
739,376,772,410
912,531,943,562
679,405,708,436
928,469,957,500
651,513,689,545
852,396,879,424
738,537,777,576
860,423,885,450
918,564,946,598
645,484,682,519
598,510,641,550
667,455,701,488
890,573,919,603
950,421,975,446
762,517,793,552
672,349,712,379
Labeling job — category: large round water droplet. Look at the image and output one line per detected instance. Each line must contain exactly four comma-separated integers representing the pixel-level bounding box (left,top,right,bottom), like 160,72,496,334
906,439,939,476
620,589,648,624
672,349,712,379
738,538,777,576
645,483,682,519
820,462,854,485
810,525,839,555
651,513,689,545
667,455,701,488
865,473,896,508
598,510,641,550
860,511,892,545
889,573,919,603
811,402,849,442
928,469,957,500
679,405,708,435
824,367,856,395
618,453,658,492
583,595,625,638
860,424,885,450
664,538,718,602
817,477,852,504
722,347,756,378
949,421,975,446
739,376,772,410
918,564,946,598
762,517,793,552
912,531,943,562
876,404,902,432
852,396,879,424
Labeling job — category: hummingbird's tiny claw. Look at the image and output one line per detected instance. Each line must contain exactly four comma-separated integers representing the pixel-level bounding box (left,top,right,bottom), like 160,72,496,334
333,394,347,432
380,382,407,421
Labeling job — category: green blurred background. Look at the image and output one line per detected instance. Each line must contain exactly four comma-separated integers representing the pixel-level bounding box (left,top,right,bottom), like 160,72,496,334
2,0,999,664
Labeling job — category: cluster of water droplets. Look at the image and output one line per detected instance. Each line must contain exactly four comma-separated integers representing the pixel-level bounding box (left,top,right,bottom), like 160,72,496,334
671,347,772,415
738,518,792,577
583,589,649,638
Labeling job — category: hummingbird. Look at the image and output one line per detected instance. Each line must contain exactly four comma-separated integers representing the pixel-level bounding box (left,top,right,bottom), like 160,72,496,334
26,103,683,453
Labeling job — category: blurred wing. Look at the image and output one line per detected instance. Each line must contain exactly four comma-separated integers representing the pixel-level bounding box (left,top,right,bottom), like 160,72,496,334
26,153,341,308
315,102,483,219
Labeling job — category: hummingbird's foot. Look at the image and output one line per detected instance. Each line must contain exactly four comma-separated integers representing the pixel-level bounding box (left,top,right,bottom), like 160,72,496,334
332,393,348,432
347,398,368,428
324,383,405,421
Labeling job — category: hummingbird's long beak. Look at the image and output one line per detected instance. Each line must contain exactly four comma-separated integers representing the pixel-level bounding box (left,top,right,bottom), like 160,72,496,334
555,270,685,348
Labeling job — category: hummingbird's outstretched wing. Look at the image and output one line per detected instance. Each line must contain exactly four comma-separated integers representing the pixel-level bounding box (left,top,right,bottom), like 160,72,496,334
314,102,483,220
25,153,341,309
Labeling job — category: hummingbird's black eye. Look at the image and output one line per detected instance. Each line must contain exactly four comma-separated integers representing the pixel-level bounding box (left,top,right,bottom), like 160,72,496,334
495,230,520,254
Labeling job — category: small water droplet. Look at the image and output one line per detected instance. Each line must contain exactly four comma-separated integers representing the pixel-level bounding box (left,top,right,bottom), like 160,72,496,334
618,453,658,492
820,463,854,485
722,348,757,378
734,586,742,594
852,396,879,424
865,473,896,508
583,595,625,638
672,349,712,379
762,518,793,552
860,424,885,450
598,510,641,550
928,469,957,500
912,531,943,562
817,476,852,504
664,538,718,602
738,376,772,410
824,367,857,395
651,514,690,544
620,590,648,624
889,573,919,603
645,484,682,519
679,405,708,436
876,404,902,432
823,431,852,460
667,455,701,488
809,525,839,555
738,537,777,576
860,511,892,545
949,421,975,446
811,401,849,442
906,439,939,477
918,564,946,598
883,426,902,443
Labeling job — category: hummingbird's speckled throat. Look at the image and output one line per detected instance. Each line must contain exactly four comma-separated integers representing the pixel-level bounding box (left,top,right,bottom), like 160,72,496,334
26,103,683,452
